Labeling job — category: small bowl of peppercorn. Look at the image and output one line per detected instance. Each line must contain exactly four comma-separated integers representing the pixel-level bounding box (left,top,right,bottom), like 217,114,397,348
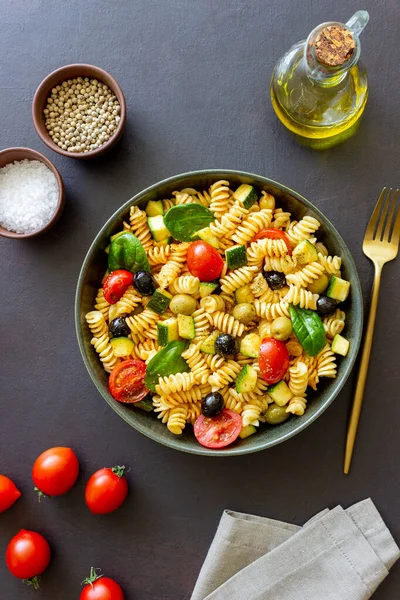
32,64,126,159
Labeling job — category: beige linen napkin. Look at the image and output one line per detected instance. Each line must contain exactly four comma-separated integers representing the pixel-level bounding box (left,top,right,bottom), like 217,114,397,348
191,499,399,600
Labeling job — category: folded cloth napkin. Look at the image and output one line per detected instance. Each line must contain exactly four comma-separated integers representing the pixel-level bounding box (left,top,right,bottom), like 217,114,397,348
191,499,399,600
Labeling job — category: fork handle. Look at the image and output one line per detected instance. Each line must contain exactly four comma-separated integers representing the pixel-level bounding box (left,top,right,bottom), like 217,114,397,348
344,262,382,474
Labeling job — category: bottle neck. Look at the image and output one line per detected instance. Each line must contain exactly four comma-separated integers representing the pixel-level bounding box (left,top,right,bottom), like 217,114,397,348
305,43,349,87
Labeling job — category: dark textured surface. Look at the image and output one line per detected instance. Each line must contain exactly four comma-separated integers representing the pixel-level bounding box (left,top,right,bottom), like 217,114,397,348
1,1,399,598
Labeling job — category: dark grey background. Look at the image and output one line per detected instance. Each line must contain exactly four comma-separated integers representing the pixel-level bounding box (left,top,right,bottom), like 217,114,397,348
1,0,399,598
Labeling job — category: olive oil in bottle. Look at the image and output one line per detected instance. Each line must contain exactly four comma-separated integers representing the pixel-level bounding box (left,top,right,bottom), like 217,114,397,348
270,11,369,146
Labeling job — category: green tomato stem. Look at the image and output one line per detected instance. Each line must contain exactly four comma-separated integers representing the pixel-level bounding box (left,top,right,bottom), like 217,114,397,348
34,487,50,502
82,567,103,587
24,576,41,590
111,466,126,478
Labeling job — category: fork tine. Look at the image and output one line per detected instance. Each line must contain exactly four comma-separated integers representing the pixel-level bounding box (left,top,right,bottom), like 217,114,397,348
388,189,400,246
365,188,387,240
383,189,400,242
375,188,392,240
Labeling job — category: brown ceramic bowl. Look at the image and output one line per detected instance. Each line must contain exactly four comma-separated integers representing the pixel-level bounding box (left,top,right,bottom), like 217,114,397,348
32,64,126,159
0,147,65,239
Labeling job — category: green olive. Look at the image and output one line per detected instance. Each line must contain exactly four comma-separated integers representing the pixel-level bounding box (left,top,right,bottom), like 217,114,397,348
232,303,256,324
263,404,290,425
170,294,197,316
307,273,329,294
271,316,293,340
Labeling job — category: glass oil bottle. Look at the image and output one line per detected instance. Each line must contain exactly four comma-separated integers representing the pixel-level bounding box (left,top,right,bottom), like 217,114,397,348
270,11,369,147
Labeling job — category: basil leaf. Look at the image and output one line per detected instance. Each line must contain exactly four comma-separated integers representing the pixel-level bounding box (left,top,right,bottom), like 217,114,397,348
164,204,215,242
133,398,154,412
144,340,190,392
289,304,326,357
108,232,150,273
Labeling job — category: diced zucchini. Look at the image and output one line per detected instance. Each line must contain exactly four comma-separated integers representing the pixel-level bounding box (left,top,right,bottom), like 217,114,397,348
326,276,350,302
191,226,219,249
239,424,257,439
268,380,293,406
233,184,258,210
155,237,171,247
332,334,350,356
148,215,171,242
236,365,257,393
110,337,135,357
200,331,220,354
157,318,179,345
225,245,248,269
292,240,318,264
110,230,126,242
178,314,195,340
239,333,261,358
145,200,164,217
307,273,329,294
147,289,172,314
235,285,255,304
199,282,219,298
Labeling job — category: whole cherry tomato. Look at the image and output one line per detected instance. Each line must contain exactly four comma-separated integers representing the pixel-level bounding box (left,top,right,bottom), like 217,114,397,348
81,568,124,600
0,475,21,513
85,466,128,515
109,359,148,403
103,270,133,304
186,241,224,281
194,409,242,449
32,447,79,499
6,530,51,589
253,228,293,254
258,337,290,384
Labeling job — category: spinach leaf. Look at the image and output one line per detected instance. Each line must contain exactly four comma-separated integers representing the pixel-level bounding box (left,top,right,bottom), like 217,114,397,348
164,204,215,242
133,397,154,412
108,232,150,273
289,304,326,357
144,340,190,392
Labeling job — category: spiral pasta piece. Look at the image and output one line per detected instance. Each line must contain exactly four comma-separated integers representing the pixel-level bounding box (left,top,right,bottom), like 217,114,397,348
156,372,196,395
126,309,160,337
209,360,242,390
91,334,118,373
242,396,270,427
195,189,211,207
247,238,288,269
86,311,108,338
283,285,318,310
162,384,211,406
250,273,283,303
317,344,337,378
147,245,172,266
156,243,189,288
185,403,201,425
210,201,249,238
182,344,211,384
271,208,291,230
95,288,110,318
108,286,142,320
287,216,320,245
167,406,188,434
286,262,325,287
192,308,211,342
263,255,297,274
322,309,346,339
317,253,342,276
169,275,200,295
204,354,225,370
209,180,231,216
286,338,303,357
173,190,196,205
200,295,226,314
254,299,290,320
259,319,272,339
288,361,308,396
221,388,245,414
259,190,275,211
315,242,329,257
220,266,258,295
210,311,246,337
129,206,153,250
131,339,160,361
152,396,171,423
162,198,175,212
286,396,307,416
232,210,273,245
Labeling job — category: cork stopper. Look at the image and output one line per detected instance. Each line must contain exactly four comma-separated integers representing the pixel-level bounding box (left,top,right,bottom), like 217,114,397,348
314,25,355,66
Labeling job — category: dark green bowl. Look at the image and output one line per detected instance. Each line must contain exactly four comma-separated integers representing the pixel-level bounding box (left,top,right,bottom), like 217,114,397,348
75,170,363,456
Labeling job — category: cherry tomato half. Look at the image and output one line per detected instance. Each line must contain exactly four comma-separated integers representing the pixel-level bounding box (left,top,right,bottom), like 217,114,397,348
6,530,51,588
85,466,128,515
186,241,224,282
109,359,148,403
194,409,242,449
103,270,133,304
81,568,124,600
258,337,289,384
32,447,79,498
0,475,21,513
253,228,293,254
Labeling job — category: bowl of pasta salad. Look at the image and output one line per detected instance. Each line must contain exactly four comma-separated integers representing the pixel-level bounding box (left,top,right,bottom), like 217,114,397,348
75,170,362,456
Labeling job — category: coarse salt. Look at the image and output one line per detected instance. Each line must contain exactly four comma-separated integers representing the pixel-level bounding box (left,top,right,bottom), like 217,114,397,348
0,159,59,234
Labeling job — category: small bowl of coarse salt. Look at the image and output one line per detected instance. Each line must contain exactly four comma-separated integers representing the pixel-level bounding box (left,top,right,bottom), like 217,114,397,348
32,64,126,159
0,147,65,239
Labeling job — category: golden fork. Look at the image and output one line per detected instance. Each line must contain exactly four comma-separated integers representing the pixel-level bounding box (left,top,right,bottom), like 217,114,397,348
344,188,400,474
